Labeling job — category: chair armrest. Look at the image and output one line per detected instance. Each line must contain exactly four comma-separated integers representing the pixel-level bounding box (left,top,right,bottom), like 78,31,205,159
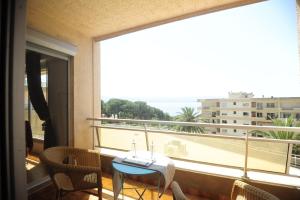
171,181,189,200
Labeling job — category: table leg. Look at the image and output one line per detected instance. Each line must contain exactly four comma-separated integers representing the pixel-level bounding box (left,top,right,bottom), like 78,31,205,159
157,173,161,200
121,174,124,200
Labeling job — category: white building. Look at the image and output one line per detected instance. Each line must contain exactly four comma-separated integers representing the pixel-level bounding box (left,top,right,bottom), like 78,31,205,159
198,92,300,136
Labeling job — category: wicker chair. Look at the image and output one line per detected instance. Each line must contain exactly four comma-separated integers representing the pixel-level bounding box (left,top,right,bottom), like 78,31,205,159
39,146,102,200
231,180,280,200
170,180,280,200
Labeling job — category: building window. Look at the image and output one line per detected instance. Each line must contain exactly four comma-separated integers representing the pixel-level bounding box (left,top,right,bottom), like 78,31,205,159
257,112,263,118
234,129,237,133
233,111,236,114
251,121,256,125
280,112,291,118
222,120,227,124
221,113,227,116
233,120,237,123
251,102,256,108
233,102,236,105
243,112,249,116
212,112,216,117
266,103,275,108
296,113,300,120
267,113,276,120
257,103,263,110
251,112,256,117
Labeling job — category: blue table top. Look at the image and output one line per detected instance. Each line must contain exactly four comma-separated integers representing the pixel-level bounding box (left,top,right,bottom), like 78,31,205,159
112,162,157,175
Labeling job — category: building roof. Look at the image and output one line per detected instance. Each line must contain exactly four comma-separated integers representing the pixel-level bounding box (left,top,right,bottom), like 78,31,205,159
198,97,300,102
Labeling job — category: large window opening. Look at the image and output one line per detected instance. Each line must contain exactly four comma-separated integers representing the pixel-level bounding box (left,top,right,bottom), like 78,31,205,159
97,0,300,178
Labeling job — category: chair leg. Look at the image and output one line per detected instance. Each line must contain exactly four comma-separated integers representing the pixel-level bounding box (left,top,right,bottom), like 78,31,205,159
55,189,60,200
98,187,102,200
56,189,63,200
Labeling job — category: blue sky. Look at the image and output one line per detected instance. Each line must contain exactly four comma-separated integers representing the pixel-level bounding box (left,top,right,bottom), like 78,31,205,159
100,0,299,100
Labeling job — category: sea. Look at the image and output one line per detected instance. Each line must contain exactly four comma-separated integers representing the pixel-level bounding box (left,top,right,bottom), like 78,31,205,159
102,96,213,116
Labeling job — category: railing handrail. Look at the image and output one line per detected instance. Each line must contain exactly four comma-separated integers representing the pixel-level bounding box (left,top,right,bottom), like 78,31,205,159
88,117,300,178
87,117,300,133
91,124,300,145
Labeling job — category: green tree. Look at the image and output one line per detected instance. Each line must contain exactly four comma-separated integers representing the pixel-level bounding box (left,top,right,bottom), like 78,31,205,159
253,116,300,140
252,116,300,154
175,107,204,133
102,98,171,121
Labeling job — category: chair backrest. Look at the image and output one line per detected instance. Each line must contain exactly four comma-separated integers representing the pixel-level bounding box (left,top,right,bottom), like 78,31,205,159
231,180,280,200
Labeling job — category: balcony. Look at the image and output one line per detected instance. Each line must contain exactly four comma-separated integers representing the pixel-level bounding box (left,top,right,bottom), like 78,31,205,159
72,118,300,199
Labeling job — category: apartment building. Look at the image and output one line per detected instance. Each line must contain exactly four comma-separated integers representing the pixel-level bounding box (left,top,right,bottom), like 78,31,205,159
199,92,300,135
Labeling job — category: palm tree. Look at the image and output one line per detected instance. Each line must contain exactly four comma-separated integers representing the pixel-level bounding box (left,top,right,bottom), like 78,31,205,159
252,116,300,155
175,107,204,133
253,116,300,140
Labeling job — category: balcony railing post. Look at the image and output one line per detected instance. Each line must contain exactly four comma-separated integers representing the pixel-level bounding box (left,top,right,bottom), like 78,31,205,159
285,143,293,174
144,124,150,151
95,127,101,148
243,130,249,179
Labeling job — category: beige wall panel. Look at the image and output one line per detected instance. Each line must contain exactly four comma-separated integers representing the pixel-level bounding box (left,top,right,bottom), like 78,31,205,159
27,13,94,149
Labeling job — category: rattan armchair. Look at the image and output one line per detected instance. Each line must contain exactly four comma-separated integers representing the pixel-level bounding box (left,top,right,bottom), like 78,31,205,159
170,180,280,200
40,146,102,200
231,180,280,200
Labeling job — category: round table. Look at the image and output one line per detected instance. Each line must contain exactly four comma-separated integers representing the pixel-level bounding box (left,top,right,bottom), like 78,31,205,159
112,161,161,200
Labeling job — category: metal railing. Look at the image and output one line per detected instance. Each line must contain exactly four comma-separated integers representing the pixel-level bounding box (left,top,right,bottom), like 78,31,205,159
87,117,300,178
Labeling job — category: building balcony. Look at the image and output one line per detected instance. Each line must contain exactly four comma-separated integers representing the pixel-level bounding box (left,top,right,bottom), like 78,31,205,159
82,118,299,199
27,117,300,200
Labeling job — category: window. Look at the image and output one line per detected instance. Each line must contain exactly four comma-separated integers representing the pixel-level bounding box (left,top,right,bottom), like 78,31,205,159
233,120,237,123
251,102,256,108
257,103,263,110
234,129,237,133
24,63,48,138
257,112,263,117
266,103,275,108
222,129,227,133
222,120,227,124
233,111,236,114
243,112,249,116
267,113,276,120
296,113,300,120
251,112,256,117
281,112,291,118
233,102,236,105
221,113,227,116
251,121,256,125
212,112,217,117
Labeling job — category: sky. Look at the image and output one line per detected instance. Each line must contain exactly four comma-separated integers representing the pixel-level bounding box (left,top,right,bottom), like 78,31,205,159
100,0,300,101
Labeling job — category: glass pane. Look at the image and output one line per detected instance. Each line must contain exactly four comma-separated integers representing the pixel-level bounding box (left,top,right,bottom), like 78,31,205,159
30,103,44,139
100,128,147,151
24,59,48,139
148,132,245,168
248,140,288,173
